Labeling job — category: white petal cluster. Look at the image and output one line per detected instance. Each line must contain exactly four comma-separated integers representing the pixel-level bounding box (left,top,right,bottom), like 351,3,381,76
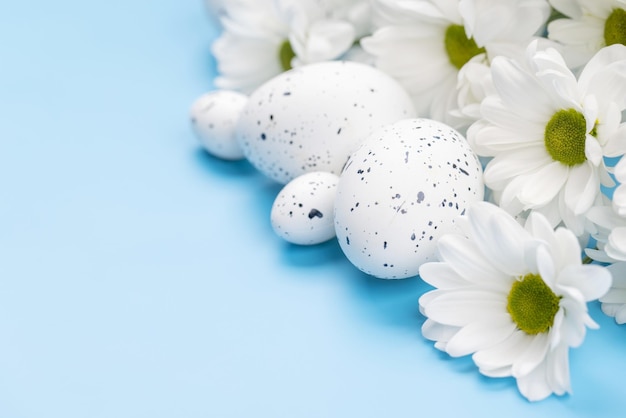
419,201,612,401
361,0,551,131
211,0,372,93
587,158,626,264
601,262,626,323
586,157,626,324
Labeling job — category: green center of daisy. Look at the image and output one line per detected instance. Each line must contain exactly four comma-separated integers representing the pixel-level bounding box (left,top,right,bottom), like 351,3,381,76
279,40,296,71
444,24,486,70
544,108,587,166
507,273,560,335
604,8,626,46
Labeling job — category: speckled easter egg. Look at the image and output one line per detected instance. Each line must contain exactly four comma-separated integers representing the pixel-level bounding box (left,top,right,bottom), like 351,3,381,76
235,61,416,184
271,171,340,245
190,90,248,160
334,118,484,279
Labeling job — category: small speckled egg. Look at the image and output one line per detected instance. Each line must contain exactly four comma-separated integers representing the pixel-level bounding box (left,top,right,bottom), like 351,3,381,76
334,118,484,279
190,90,248,160
235,61,416,184
271,171,340,245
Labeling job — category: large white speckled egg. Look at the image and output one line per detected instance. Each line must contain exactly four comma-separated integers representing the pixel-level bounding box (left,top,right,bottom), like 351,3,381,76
271,171,340,245
235,61,416,184
190,90,248,160
334,118,484,279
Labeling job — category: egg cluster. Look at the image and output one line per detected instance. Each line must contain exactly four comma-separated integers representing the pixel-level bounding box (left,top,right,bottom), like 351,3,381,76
190,61,484,279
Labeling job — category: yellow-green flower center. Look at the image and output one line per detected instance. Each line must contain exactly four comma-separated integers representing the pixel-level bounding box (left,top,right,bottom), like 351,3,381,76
604,8,626,46
544,108,587,166
444,24,486,70
507,273,560,335
279,40,295,71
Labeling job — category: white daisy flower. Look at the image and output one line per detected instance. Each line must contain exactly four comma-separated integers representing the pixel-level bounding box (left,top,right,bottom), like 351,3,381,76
548,0,626,70
211,0,370,93
467,42,626,235
360,0,551,130
585,155,626,264
584,157,626,324
418,201,612,401
600,262,626,324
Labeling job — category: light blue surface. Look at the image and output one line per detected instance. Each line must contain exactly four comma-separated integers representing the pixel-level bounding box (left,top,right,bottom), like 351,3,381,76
1,1,626,417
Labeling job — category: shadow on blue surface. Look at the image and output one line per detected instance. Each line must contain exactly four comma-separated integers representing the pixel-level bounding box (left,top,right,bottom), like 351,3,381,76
281,239,347,267
192,147,259,180
279,234,429,334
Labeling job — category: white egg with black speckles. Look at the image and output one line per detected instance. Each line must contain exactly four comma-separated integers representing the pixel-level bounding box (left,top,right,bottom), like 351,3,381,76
271,171,340,245
334,118,484,279
235,61,416,184
190,90,248,160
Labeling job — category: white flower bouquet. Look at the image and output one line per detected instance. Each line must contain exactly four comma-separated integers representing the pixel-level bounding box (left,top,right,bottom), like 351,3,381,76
194,0,626,402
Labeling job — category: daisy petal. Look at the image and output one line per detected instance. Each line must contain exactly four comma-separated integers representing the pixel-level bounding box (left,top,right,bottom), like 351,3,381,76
483,146,552,188
472,329,530,372
553,227,583,270
603,123,626,158
557,298,589,347
516,359,553,402
418,262,471,289
607,262,626,288
467,202,530,276
512,331,550,378
519,162,569,208
445,314,517,357
558,264,612,301
534,244,556,285
615,306,626,324
436,234,509,285
584,134,603,166
302,19,355,62
563,162,599,216
578,44,626,107
606,228,626,261
421,319,459,344
422,289,507,327
524,211,558,247
479,96,546,135
546,344,571,396
599,288,626,304
489,56,555,120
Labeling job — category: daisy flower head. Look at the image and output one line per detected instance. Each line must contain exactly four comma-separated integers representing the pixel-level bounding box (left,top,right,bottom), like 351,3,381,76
600,262,626,324
585,156,626,264
418,201,612,401
361,0,551,130
584,156,626,324
548,0,626,70
468,41,626,235
211,0,369,93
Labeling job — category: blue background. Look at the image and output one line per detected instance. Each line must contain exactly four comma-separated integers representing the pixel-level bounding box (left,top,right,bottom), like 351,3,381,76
1,1,626,417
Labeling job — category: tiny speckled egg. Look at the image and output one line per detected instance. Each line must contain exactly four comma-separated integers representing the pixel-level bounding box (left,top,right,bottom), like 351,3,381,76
235,61,416,184
190,90,248,160
271,171,340,245
334,118,484,279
